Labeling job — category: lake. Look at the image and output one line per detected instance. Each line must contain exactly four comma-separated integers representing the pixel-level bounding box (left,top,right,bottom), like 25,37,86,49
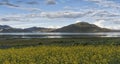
0,32,120,38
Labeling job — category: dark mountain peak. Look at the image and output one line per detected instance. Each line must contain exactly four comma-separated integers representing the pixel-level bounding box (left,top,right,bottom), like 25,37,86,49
0,25,12,29
75,22,98,27
53,22,111,32
24,27,55,32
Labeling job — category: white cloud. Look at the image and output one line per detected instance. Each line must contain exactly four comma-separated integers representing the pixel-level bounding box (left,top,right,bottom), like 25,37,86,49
26,11,94,18
49,26,61,28
0,9,119,22
92,10,120,18
75,20,83,23
0,0,19,7
85,0,120,9
93,20,105,28
63,6,80,10
93,20,120,30
8,6,41,12
0,0,41,12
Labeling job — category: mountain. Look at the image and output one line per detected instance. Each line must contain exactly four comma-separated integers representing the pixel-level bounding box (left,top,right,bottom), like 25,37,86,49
53,22,111,32
0,25,27,32
25,27,54,32
0,25,54,32
0,25,12,32
0,22,119,33
0,25,12,29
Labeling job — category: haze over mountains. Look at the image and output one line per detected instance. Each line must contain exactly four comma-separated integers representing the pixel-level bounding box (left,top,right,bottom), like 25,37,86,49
0,22,119,33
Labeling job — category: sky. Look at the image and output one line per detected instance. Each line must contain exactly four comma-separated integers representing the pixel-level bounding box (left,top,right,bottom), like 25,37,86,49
0,0,120,29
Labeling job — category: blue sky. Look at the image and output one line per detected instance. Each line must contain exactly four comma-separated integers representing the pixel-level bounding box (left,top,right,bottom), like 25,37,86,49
0,0,120,29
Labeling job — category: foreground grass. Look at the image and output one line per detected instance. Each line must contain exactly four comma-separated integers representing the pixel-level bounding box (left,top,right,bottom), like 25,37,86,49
0,46,120,64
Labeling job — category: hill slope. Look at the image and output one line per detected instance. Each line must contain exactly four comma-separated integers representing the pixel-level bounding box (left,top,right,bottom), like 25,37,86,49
53,22,111,32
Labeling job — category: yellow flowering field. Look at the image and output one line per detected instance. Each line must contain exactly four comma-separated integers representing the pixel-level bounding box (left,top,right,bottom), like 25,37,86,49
0,46,120,64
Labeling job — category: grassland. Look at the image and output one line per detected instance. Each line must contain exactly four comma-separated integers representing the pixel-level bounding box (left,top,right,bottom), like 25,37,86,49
0,37,120,48
0,38,120,64
0,46,120,64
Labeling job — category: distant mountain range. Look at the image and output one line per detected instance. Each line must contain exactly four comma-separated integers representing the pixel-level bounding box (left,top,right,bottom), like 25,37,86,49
0,22,119,33
25,27,54,32
0,25,54,33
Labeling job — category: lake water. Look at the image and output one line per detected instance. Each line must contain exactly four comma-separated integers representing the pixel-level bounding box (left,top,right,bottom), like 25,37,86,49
0,32,120,38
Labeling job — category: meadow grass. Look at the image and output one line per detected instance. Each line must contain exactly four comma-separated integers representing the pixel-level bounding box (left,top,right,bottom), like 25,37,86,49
0,45,120,64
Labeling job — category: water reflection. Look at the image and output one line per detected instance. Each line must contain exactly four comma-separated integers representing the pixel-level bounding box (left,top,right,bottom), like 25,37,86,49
0,32,120,38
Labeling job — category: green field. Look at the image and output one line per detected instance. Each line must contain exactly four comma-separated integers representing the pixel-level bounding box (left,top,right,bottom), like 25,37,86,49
0,38,120,64
0,46,120,64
